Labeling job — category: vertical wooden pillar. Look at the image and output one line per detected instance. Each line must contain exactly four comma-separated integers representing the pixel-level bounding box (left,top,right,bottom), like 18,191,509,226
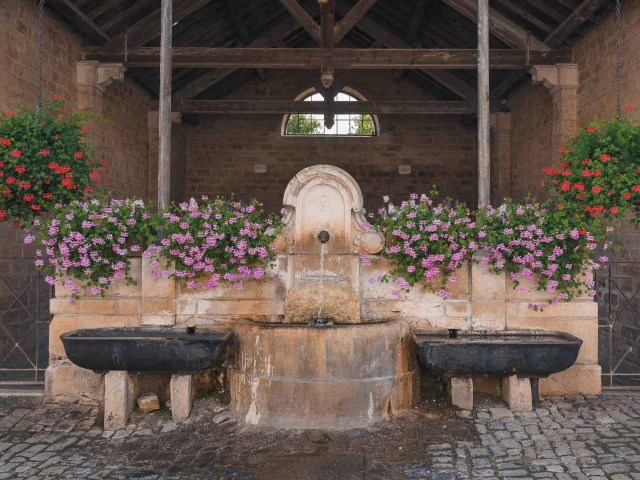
477,0,491,207
530,64,578,161
490,112,511,203
158,0,173,211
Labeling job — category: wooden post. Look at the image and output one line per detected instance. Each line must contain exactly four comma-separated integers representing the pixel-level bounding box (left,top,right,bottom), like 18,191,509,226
477,0,490,206
158,0,172,211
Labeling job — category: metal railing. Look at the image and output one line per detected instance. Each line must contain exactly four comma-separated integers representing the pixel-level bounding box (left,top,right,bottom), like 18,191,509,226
597,262,640,390
0,259,52,384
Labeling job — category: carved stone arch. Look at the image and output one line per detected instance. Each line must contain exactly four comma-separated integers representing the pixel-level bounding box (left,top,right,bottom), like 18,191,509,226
280,165,384,255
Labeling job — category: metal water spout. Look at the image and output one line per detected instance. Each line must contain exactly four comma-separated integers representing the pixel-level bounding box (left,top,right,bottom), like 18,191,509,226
317,230,330,244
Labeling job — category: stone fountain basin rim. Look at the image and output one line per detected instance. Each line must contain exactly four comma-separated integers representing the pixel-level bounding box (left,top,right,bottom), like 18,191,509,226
413,329,583,378
413,329,583,344
60,327,231,374
237,320,399,329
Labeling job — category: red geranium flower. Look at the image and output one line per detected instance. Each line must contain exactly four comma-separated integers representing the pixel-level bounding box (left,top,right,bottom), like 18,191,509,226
31,204,40,211
582,170,592,177
39,149,50,156
23,194,34,202
610,206,619,214
51,135,59,140
623,192,632,200
21,182,30,190
53,95,61,101
10,150,21,158
73,152,83,159
81,127,88,134
582,159,591,165
592,186,602,194
587,126,596,133
578,229,587,235
594,170,602,177
560,180,571,192
15,166,25,174
85,186,92,193
89,171,99,179
100,159,106,167
6,177,15,185
574,183,585,192
5,110,15,117
601,154,611,162
42,193,53,200
627,105,634,112
633,185,640,193
0,161,4,167
637,166,640,173
0,210,6,222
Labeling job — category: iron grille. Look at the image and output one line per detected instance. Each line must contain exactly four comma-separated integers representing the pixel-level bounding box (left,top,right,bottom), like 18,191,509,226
0,259,52,384
597,262,640,390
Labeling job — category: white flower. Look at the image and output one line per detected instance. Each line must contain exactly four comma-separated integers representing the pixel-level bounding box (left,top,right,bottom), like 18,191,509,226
383,195,390,203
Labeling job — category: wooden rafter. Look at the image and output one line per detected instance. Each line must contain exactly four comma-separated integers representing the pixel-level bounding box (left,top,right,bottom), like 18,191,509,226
394,0,430,82
334,0,378,44
102,0,215,51
174,16,308,101
45,0,110,43
279,0,322,44
490,0,605,100
440,0,550,50
88,0,128,21
176,99,507,114
224,0,267,82
544,0,607,47
100,0,155,32
335,5,476,100
85,47,573,69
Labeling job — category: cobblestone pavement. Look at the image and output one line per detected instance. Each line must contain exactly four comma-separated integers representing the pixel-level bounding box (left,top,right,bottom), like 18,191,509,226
1,393,640,479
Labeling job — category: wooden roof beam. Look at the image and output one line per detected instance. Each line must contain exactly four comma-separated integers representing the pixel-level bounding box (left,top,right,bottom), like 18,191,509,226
46,0,110,43
174,15,309,101
101,0,215,51
334,0,378,44
489,0,605,100
224,0,267,82
177,99,507,114
279,0,322,44
544,0,608,47
335,4,476,100
394,0,430,83
85,47,573,69
439,0,550,50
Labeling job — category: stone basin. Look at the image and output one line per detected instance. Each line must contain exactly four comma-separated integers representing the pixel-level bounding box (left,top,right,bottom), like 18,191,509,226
413,330,582,378
61,328,231,374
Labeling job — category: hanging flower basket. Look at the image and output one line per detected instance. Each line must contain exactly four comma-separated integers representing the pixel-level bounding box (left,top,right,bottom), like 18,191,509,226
0,98,104,227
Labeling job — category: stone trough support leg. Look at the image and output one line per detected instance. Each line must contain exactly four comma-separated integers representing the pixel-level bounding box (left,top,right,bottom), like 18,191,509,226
449,377,474,411
501,375,532,412
104,371,138,430
170,374,194,421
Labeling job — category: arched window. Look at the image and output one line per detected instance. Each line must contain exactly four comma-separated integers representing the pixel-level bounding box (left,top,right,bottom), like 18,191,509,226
283,87,378,136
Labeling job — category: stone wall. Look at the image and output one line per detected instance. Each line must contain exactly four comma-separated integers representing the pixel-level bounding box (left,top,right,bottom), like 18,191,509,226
0,0,152,201
45,253,600,404
186,71,478,213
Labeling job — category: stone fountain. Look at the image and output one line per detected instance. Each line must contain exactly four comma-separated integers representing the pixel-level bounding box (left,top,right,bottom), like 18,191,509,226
229,165,419,429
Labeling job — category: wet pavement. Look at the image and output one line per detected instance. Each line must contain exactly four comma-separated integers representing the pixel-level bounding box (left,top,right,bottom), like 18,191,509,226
0,392,639,479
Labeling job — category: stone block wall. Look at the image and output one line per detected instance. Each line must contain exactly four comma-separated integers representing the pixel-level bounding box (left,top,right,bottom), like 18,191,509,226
45,253,600,404
0,0,152,202
185,70,478,213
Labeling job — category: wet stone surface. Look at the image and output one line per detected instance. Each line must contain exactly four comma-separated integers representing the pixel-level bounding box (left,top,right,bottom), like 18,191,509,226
0,393,640,479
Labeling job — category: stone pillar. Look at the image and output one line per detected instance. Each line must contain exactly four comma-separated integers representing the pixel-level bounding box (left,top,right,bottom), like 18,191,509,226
449,377,474,411
148,111,183,205
470,250,506,330
76,62,126,163
490,112,511,204
529,64,578,160
170,374,194,421
501,375,532,412
104,371,138,430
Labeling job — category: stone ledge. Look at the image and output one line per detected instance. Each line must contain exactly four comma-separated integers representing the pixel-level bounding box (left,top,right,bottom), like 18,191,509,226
44,360,102,405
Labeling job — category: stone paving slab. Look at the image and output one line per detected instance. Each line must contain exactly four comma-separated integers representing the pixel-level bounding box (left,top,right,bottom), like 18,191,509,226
0,393,640,479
